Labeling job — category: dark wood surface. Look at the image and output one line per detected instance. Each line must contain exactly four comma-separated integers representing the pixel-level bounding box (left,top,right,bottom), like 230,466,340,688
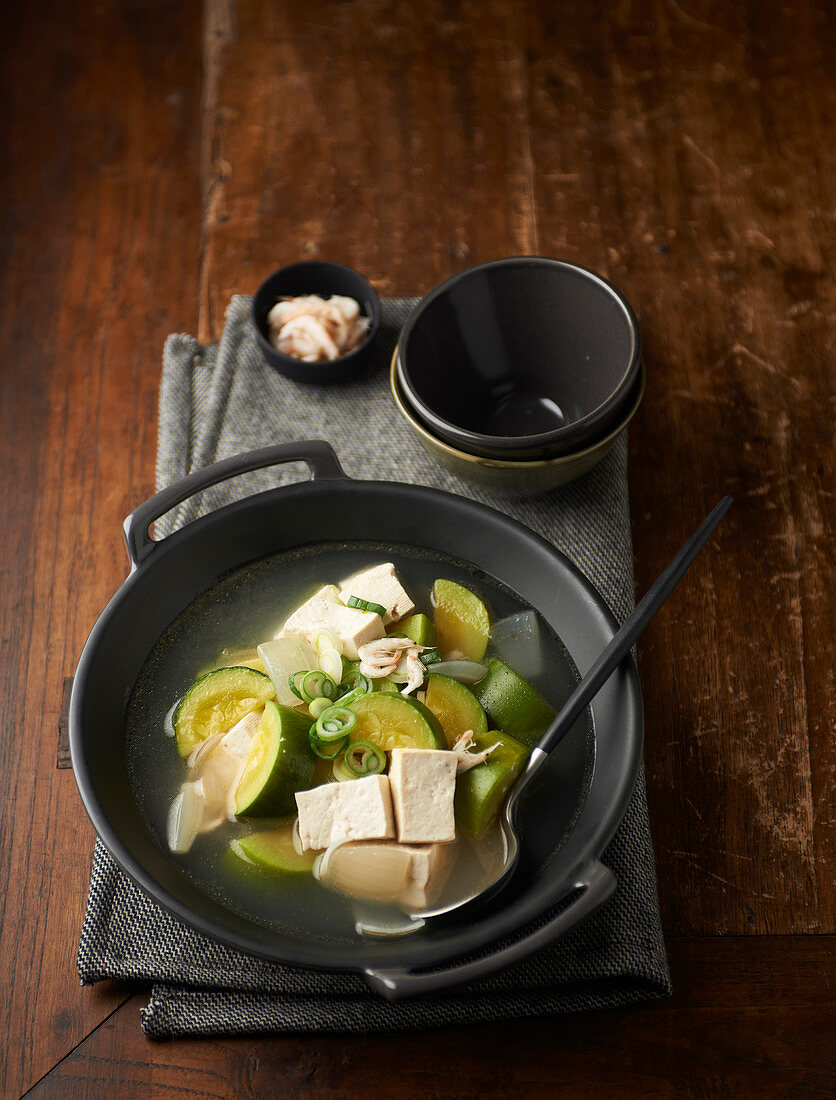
1,1,833,1096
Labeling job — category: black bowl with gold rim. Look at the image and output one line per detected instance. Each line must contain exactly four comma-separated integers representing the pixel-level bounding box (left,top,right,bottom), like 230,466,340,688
396,257,642,460
391,350,646,494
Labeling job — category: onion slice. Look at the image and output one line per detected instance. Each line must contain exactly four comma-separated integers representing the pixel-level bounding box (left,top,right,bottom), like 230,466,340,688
167,780,206,853
488,611,542,680
426,660,488,685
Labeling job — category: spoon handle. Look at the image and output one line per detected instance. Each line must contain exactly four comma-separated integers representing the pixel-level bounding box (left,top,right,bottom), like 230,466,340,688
536,495,733,758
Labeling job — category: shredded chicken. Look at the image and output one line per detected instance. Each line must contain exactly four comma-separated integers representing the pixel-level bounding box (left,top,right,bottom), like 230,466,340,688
450,730,500,773
400,651,426,696
267,294,370,362
357,636,430,696
357,636,417,679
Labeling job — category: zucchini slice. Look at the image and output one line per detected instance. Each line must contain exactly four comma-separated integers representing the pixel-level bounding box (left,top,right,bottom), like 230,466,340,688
424,673,489,747
233,701,316,817
229,822,316,874
174,666,276,758
473,657,555,745
454,730,531,836
348,693,446,751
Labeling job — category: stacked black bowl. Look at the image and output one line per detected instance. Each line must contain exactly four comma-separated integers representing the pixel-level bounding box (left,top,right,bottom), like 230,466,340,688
391,257,645,492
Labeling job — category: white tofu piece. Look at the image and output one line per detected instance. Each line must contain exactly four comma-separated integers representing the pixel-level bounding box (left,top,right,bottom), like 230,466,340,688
398,842,454,909
279,584,385,659
389,748,457,844
295,774,396,851
338,563,415,626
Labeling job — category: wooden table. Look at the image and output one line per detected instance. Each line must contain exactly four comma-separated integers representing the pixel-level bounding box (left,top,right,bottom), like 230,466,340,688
2,1,833,1096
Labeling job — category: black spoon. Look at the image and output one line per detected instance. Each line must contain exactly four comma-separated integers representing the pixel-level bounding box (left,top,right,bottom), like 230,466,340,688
411,495,733,918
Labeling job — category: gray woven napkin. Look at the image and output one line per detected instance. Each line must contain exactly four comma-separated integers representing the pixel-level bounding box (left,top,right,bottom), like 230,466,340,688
78,297,671,1037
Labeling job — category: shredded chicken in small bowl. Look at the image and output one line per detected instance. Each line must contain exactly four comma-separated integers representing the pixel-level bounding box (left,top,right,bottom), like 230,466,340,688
267,294,371,362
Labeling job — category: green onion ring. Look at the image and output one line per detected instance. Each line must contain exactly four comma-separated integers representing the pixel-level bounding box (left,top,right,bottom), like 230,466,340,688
300,669,337,702
343,739,386,777
419,649,442,667
315,705,357,740
331,754,357,782
308,696,333,719
332,685,364,709
339,668,373,694
288,670,307,700
309,729,350,759
334,670,373,708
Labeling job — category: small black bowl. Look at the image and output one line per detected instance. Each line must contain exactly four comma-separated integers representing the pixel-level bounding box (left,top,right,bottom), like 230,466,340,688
251,260,381,384
396,257,641,459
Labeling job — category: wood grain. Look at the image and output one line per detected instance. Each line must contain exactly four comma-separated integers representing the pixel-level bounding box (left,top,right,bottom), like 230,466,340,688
197,0,547,337
26,938,836,1100
520,0,835,934
0,1,203,1095
0,0,832,1095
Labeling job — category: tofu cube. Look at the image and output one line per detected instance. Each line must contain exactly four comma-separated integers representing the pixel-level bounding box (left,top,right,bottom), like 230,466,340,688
279,584,384,658
338,563,415,626
389,748,457,843
399,842,454,909
295,774,396,851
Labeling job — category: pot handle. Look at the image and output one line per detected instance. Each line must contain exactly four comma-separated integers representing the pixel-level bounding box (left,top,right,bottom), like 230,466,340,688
123,441,346,569
362,860,616,1002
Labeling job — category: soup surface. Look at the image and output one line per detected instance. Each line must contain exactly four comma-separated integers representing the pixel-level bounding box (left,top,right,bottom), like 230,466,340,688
126,540,592,942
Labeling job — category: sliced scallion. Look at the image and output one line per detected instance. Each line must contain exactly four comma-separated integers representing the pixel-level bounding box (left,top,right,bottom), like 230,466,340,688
309,731,350,760
419,648,442,667
376,678,401,694
332,755,356,782
315,705,357,740
336,664,371,690
335,669,373,708
315,629,344,682
308,696,333,719
333,684,367,709
342,739,386,777
346,595,387,617
309,705,357,759
300,670,338,703
288,670,307,700
339,667,373,693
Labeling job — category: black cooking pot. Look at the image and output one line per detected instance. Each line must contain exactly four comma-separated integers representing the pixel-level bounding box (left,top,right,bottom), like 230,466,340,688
69,441,642,999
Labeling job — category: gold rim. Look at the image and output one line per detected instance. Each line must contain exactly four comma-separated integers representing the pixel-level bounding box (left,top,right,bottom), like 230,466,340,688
389,349,646,469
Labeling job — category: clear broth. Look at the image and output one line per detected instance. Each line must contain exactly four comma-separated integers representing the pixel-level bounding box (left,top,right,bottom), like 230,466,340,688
126,541,588,941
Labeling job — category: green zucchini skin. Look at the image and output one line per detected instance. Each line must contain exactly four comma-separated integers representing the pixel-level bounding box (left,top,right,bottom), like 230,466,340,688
454,730,531,836
473,657,555,745
234,701,316,817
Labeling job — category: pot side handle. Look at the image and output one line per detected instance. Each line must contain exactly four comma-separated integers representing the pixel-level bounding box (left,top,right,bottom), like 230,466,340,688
362,860,616,1002
123,441,346,569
